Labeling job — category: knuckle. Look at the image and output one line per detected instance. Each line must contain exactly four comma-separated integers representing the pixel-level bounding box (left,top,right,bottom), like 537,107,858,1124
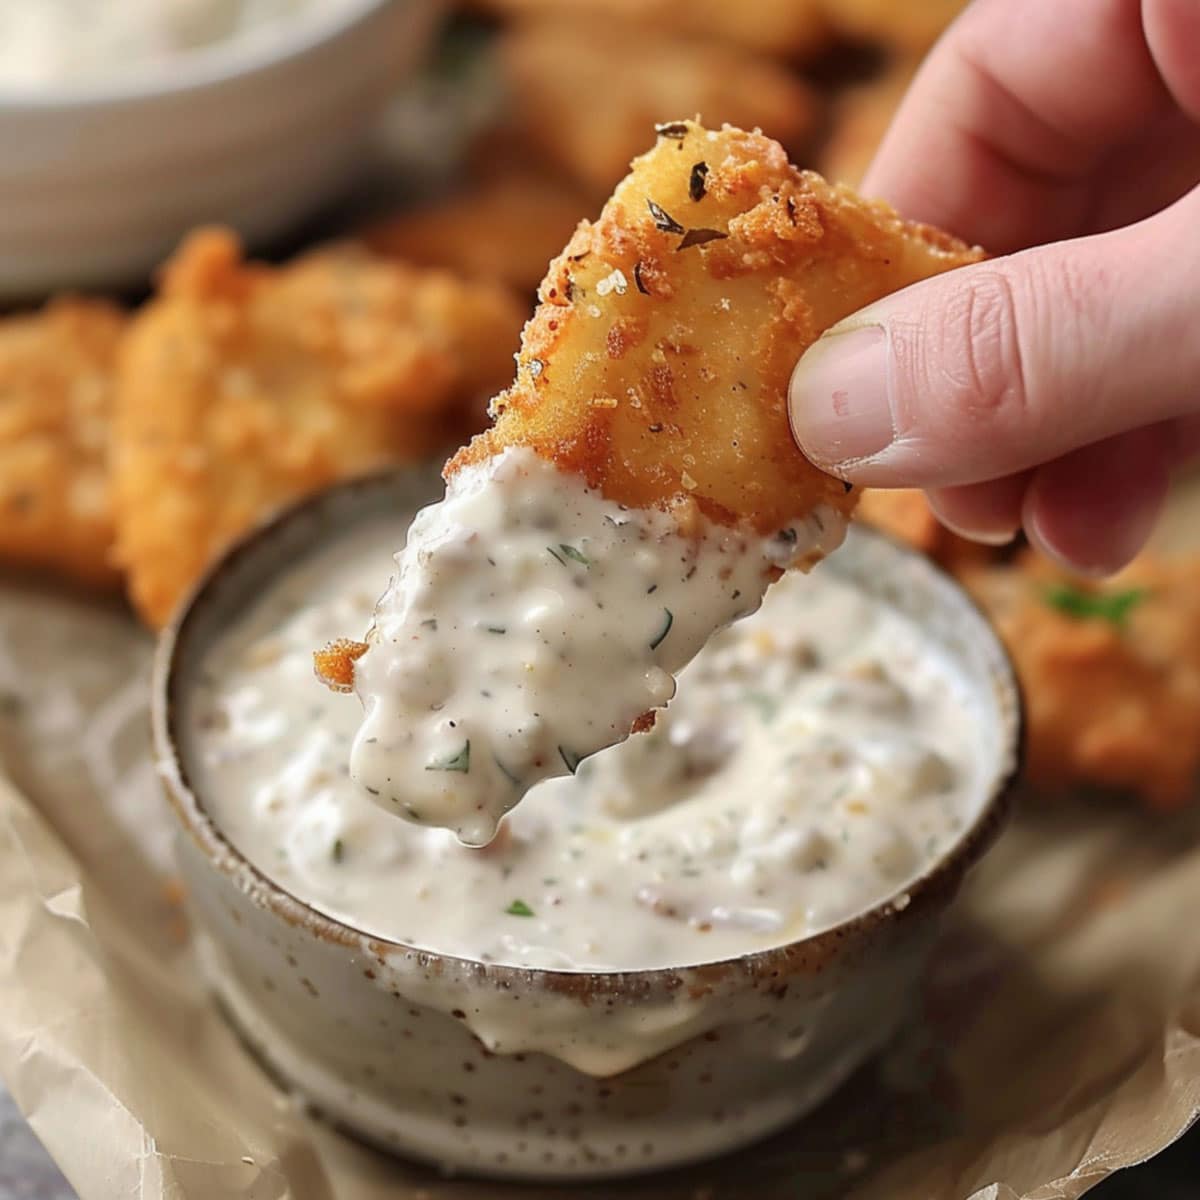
941,268,1029,424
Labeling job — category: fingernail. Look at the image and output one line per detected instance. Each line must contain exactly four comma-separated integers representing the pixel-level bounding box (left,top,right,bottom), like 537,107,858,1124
789,323,893,471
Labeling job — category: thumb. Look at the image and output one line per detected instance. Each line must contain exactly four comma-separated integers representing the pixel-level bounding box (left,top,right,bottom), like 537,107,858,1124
788,190,1200,488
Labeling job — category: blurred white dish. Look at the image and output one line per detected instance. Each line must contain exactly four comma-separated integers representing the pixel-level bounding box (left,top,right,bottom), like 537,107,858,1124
0,0,441,300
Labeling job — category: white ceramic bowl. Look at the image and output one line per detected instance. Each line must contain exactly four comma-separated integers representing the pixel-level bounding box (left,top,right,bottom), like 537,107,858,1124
153,468,1021,1182
0,0,441,300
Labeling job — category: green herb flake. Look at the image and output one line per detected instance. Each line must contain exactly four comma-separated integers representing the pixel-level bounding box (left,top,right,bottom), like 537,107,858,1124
331,838,345,863
1042,584,1147,625
559,745,583,774
743,690,778,723
425,741,471,773
485,625,507,635
558,543,590,567
649,608,674,650
505,899,535,918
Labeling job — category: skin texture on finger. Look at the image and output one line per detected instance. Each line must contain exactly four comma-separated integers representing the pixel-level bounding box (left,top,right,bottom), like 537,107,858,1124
790,185,1200,489
863,0,1175,249
1023,426,1172,575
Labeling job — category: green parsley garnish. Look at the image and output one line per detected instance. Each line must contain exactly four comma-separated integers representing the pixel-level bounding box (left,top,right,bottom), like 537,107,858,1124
649,608,674,650
425,742,471,773
505,899,535,917
557,543,590,567
1042,584,1146,625
331,838,345,863
485,624,507,634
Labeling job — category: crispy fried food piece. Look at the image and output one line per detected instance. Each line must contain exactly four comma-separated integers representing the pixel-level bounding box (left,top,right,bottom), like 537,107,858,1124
819,0,966,50
451,120,983,534
821,60,916,187
113,229,524,628
361,168,588,293
466,0,829,58
856,487,995,570
496,18,824,198
313,638,368,693
0,298,125,588
964,551,1200,810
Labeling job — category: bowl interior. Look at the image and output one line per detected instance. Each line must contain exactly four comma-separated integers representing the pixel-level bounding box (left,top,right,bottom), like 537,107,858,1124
154,466,1022,981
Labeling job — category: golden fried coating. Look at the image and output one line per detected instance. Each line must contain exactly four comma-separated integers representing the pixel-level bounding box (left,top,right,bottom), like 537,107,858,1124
856,487,994,570
0,298,125,588
497,18,823,198
821,60,916,188
314,638,368,693
451,121,982,535
362,168,588,293
819,0,966,50
113,229,524,628
964,552,1200,810
467,0,829,58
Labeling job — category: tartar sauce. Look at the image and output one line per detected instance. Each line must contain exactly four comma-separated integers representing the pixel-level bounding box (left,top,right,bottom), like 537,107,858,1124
189,515,984,972
0,0,349,88
348,448,847,845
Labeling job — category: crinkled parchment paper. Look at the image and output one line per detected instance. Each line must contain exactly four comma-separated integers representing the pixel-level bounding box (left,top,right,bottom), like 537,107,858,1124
1,502,1198,1200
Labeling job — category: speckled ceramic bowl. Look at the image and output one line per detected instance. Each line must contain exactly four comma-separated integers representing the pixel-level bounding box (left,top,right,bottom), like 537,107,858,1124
152,467,1022,1182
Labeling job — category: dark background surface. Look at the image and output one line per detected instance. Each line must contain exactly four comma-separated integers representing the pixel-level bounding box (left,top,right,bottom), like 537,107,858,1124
2,1086,1194,1199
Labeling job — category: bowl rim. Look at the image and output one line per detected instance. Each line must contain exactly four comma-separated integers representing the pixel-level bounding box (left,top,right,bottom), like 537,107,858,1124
152,465,1024,990
0,0,398,111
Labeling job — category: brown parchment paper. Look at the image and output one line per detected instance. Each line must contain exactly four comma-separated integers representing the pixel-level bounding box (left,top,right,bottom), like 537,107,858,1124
1,501,1199,1200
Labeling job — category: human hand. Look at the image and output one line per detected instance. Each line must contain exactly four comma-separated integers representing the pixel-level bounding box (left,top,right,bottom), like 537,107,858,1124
789,0,1200,574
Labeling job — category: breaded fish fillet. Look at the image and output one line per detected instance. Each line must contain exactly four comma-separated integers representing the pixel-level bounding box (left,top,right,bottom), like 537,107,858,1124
496,18,823,198
362,168,588,293
113,229,524,628
466,0,829,58
323,121,983,844
965,552,1200,810
451,120,982,534
0,298,125,588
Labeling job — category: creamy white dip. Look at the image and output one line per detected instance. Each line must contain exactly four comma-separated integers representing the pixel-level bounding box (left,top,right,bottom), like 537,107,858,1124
0,0,351,89
189,515,985,972
348,448,847,846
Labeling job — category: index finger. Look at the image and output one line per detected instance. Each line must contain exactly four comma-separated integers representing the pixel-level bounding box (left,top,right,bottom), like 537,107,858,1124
864,0,1173,252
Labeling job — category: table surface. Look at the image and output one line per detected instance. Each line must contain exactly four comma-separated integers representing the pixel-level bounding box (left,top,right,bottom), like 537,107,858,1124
2,1085,1193,1199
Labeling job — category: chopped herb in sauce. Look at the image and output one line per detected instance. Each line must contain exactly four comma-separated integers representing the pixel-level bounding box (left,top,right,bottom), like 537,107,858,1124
485,625,507,635
647,198,685,235
557,543,591,567
505,899,535,917
650,608,674,650
1042,584,1146,625
559,745,583,774
493,755,522,788
677,228,727,250
743,691,779,722
425,742,471,773
331,838,345,863
420,618,438,630
689,161,709,201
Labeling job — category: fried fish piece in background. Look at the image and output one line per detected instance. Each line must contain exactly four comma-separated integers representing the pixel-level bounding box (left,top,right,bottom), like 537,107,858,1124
112,229,524,628
963,552,1200,811
820,59,916,187
362,167,588,293
0,299,125,588
465,0,829,58
496,17,824,198
819,0,966,51
855,487,996,571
